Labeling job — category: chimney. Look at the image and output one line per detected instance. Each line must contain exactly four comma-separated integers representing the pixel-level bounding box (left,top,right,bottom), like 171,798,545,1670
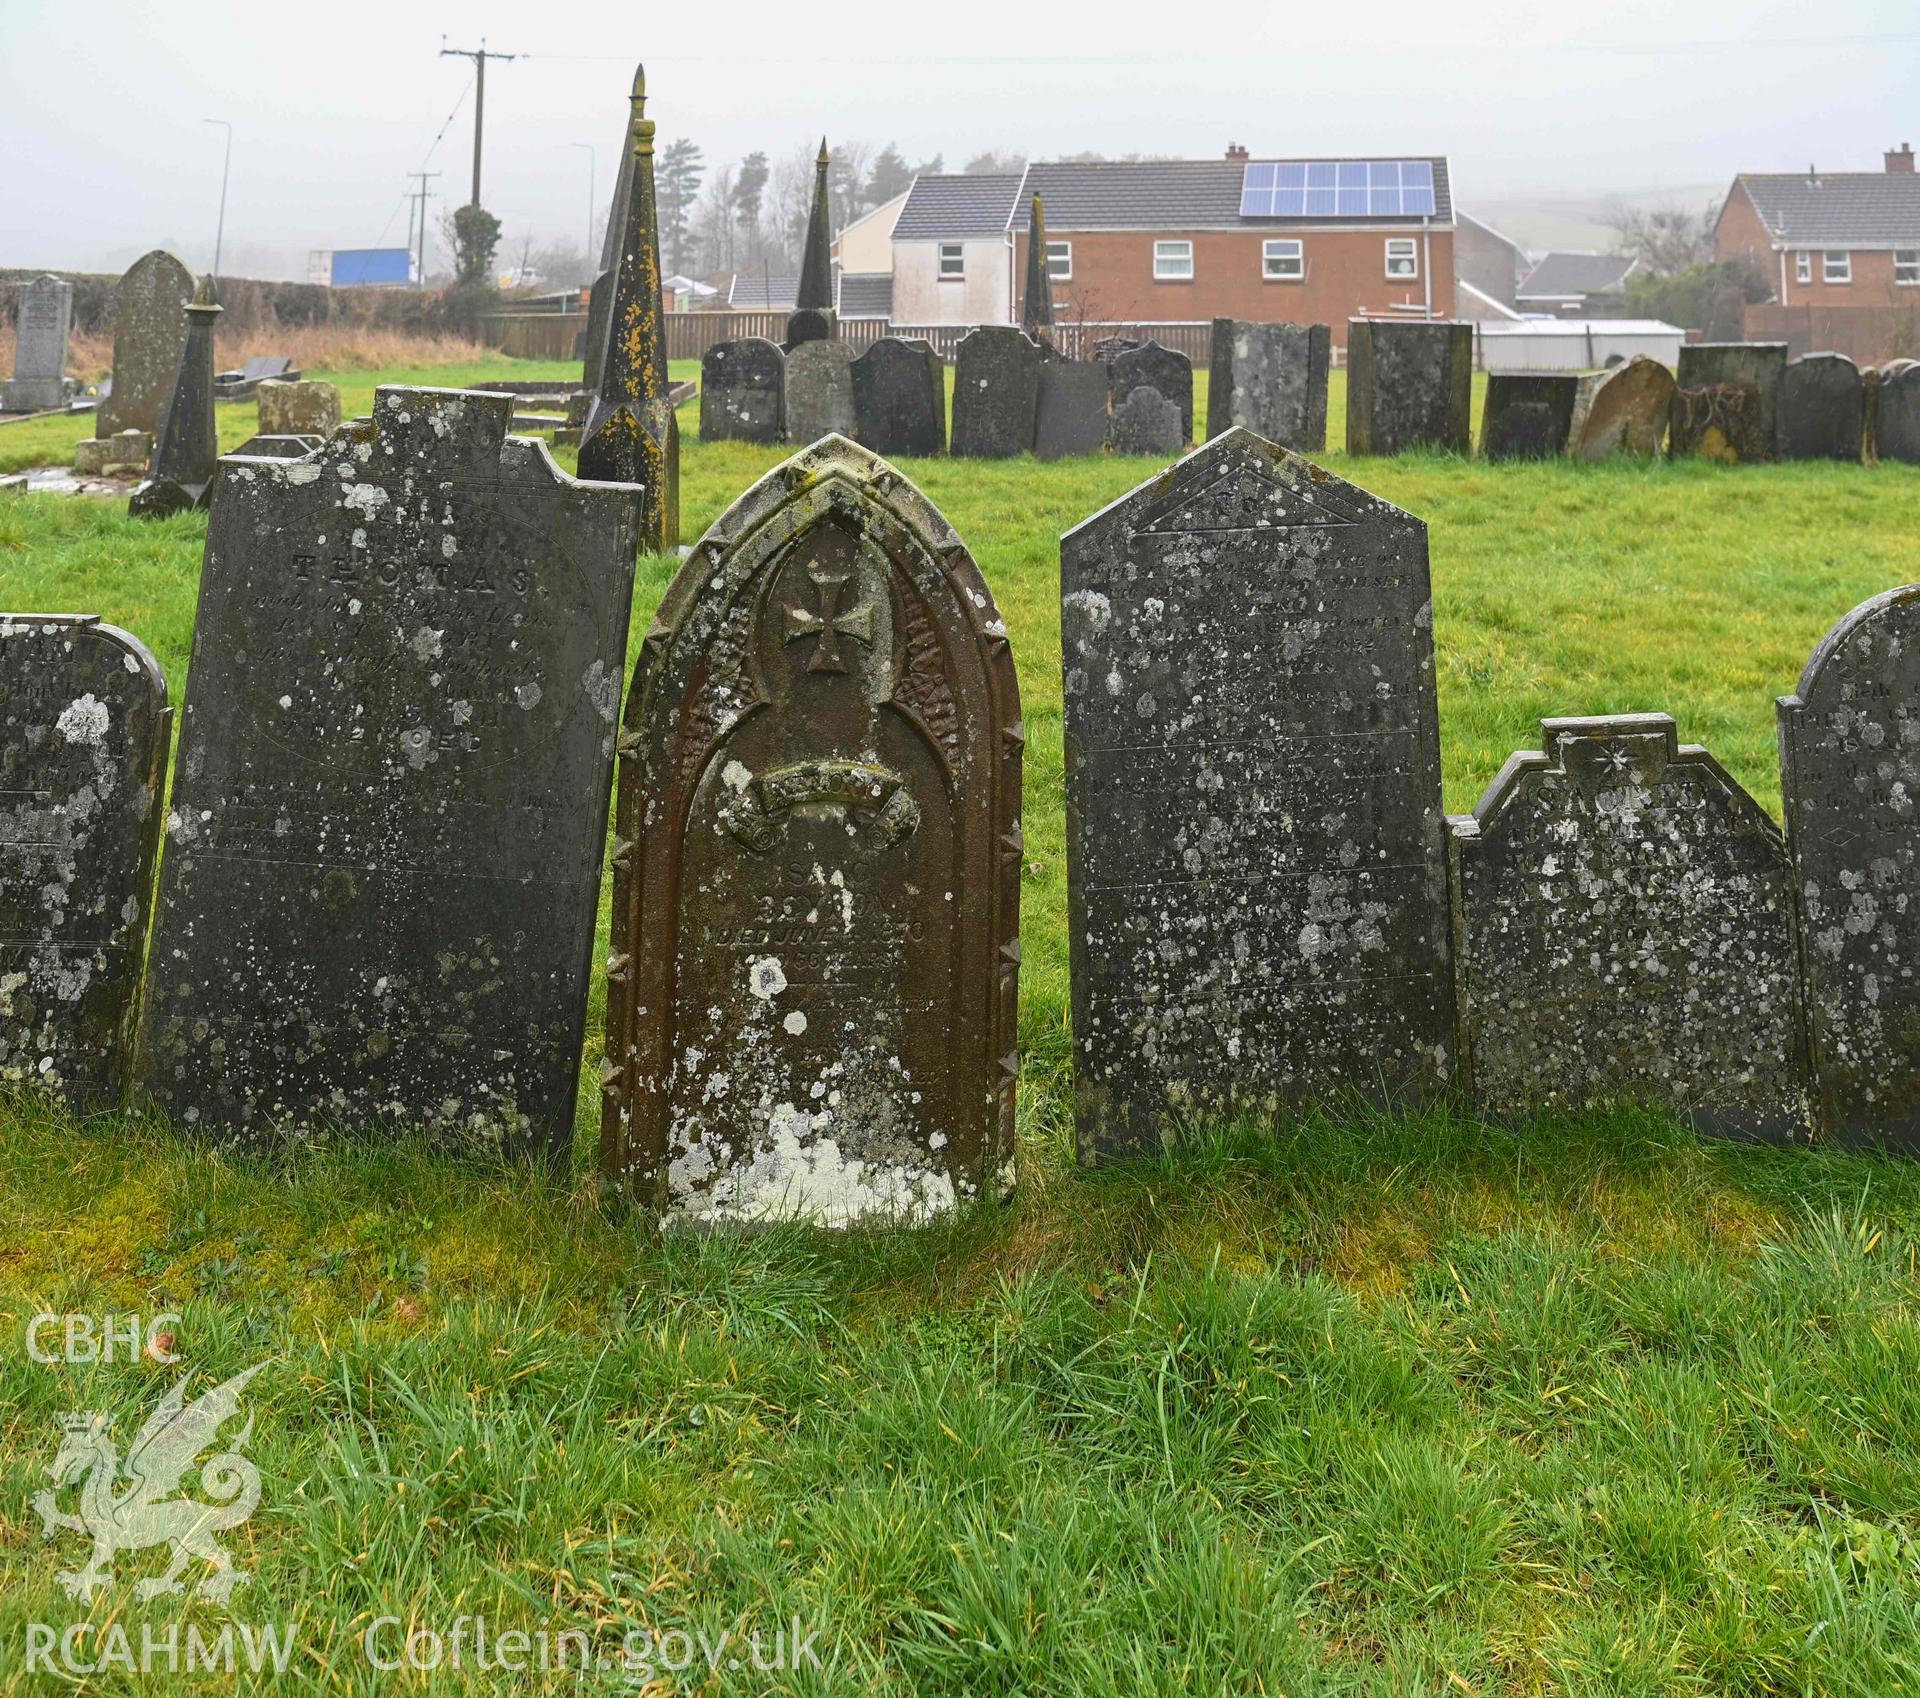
1888,143,1915,174
1225,142,1249,163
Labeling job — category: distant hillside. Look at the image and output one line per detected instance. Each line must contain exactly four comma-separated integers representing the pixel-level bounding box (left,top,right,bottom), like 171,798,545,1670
1462,184,1726,259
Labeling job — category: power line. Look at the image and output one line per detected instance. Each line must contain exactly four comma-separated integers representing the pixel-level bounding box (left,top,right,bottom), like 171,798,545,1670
439,37,519,205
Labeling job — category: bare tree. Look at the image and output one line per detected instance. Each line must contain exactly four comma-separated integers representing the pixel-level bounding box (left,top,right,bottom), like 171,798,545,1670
1601,200,1718,276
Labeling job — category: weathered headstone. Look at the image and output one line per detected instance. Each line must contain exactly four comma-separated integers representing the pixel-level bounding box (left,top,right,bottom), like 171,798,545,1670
1109,385,1183,457
1779,585,1920,1151
1567,355,1674,459
1,615,171,1113
1207,318,1328,451
1062,428,1454,1157
699,338,785,443
257,379,341,438
97,250,193,440
130,275,220,520
1777,352,1865,462
1109,341,1194,444
1345,319,1472,455
1033,360,1109,460
3,275,73,412
783,308,835,349
136,388,644,1157
950,326,1041,458
1670,342,1787,462
1875,363,1920,464
850,338,946,457
1452,714,1807,1141
784,339,856,443
228,433,323,460
1479,371,1578,460
601,435,1022,1225
72,431,151,476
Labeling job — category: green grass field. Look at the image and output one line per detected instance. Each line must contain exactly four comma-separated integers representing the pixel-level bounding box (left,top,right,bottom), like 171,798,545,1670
4,355,1920,1695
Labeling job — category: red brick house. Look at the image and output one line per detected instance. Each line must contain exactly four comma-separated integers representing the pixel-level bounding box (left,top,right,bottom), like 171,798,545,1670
890,149,1456,345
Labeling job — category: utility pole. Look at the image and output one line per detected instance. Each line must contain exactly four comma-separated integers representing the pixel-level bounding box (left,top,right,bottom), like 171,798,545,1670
203,118,233,279
439,37,518,207
408,170,441,286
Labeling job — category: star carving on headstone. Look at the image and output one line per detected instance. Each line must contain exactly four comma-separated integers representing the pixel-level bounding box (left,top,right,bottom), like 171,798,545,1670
785,568,875,674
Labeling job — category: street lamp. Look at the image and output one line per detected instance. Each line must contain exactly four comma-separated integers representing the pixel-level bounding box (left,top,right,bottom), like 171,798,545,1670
567,142,595,281
203,119,233,280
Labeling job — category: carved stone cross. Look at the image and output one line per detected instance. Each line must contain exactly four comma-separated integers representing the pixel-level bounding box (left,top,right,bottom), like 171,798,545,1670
785,568,875,674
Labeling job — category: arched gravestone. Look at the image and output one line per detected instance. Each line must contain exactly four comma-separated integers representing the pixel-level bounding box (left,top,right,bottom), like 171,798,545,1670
97,251,193,440
1109,341,1194,444
1,616,170,1113
1034,360,1109,460
1062,428,1453,1158
1207,319,1328,451
1345,319,1473,455
602,435,1022,1226
700,338,785,443
850,337,945,457
1670,342,1787,462
1779,353,1864,461
1109,385,1182,457
950,326,1041,458
1479,372,1578,461
1451,714,1807,1142
137,389,644,1158
1870,364,1920,464
1779,585,1920,1151
784,339,855,443
1568,356,1674,459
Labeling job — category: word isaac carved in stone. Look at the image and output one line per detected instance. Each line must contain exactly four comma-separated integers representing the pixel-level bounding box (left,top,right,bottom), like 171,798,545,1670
602,434,1022,1227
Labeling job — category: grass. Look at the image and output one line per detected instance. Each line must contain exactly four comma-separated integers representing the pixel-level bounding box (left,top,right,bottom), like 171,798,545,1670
3,353,1920,1694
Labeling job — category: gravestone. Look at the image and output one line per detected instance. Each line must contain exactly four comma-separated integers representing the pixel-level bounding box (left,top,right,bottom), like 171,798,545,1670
784,307,835,349
1567,356,1674,459
1109,385,1183,457
700,338,785,443
72,431,151,476
228,433,323,460
950,326,1041,458
136,388,644,1158
1779,585,1920,1151
1670,342,1787,462
3,275,73,412
1778,352,1864,461
850,338,946,457
1034,360,1109,460
601,435,1022,1225
1109,341,1194,444
257,379,341,438
1345,319,1473,455
130,275,221,520
1452,714,1806,1142
1,615,171,1113
97,250,193,440
1479,372,1578,460
783,339,856,443
1062,427,1454,1157
1092,335,1144,360
1206,318,1328,451
1875,364,1920,464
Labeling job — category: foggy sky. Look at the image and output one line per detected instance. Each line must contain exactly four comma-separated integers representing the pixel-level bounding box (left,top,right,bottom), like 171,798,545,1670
4,0,1916,280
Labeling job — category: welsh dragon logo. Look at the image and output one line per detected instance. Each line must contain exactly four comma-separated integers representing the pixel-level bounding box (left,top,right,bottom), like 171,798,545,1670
32,1363,267,1604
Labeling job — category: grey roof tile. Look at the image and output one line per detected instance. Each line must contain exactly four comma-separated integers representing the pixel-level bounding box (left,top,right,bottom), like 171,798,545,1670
1736,173,1920,247
1020,157,1452,231
838,272,893,318
893,175,1024,240
1518,252,1636,299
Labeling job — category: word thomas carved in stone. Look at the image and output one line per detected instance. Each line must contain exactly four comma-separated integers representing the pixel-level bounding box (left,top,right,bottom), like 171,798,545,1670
1062,428,1454,1157
1452,714,1807,1141
603,436,1022,1227
137,388,643,1156
1780,585,1920,1151
1,616,171,1111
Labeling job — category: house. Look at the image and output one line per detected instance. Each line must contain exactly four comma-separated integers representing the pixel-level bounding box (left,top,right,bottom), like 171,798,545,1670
1453,211,1527,320
888,149,1456,341
834,189,907,320
661,273,719,312
723,272,798,311
1717,145,1920,307
1516,252,1638,317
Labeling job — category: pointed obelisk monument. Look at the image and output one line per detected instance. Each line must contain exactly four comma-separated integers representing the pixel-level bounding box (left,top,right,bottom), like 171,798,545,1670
130,274,220,519
578,63,679,554
1021,193,1056,348
785,138,837,347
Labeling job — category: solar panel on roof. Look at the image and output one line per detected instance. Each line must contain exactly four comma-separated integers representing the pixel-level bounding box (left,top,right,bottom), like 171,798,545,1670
1239,160,1437,218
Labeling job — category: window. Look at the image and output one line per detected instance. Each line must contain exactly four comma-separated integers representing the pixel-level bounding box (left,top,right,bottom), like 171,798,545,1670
1263,238,1304,280
1046,240,1072,280
1385,238,1419,280
938,244,964,279
1824,249,1851,284
1153,240,1194,280
1796,251,1812,284
1897,249,1920,286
